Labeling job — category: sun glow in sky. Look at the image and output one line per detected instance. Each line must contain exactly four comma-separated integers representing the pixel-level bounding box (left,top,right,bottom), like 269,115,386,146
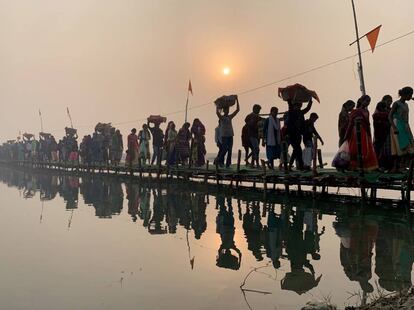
223,67,231,76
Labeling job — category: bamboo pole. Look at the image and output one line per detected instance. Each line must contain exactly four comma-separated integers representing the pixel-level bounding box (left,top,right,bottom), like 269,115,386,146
351,0,366,95
355,118,366,202
236,150,241,189
204,160,209,183
406,160,413,203
312,136,318,177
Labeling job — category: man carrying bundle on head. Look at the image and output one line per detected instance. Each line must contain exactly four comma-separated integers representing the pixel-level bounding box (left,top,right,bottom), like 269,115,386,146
215,95,240,168
147,116,166,166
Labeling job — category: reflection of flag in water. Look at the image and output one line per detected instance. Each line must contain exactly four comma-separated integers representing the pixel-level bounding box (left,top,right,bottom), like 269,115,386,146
366,25,381,52
39,109,42,116
188,80,193,95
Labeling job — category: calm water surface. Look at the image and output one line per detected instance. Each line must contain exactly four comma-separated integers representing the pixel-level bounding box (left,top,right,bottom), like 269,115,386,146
0,168,412,310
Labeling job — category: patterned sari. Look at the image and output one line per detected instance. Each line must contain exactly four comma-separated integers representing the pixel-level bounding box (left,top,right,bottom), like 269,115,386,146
344,108,378,171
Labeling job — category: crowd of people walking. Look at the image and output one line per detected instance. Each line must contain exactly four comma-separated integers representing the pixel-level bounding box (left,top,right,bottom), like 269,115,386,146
0,86,412,174
333,86,414,172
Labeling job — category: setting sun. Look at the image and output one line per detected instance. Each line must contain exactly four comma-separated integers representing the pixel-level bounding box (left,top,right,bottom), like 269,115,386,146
223,67,231,75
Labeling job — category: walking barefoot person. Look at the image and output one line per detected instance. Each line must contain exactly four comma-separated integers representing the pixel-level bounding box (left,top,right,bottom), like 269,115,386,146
389,87,414,172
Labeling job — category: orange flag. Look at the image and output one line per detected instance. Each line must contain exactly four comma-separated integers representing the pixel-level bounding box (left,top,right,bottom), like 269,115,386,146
366,25,381,52
188,80,193,95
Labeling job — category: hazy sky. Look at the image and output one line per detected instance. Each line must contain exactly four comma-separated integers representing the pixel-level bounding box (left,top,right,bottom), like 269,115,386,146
0,0,413,152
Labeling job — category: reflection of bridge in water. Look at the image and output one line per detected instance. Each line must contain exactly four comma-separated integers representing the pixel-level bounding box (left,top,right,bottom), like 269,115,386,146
0,166,413,299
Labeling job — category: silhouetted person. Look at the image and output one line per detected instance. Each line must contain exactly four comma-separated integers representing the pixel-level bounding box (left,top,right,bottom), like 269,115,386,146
245,104,262,168
286,99,313,170
216,196,242,270
216,98,240,168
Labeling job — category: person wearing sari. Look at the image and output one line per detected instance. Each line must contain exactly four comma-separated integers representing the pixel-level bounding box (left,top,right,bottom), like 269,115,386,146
338,100,355,147
343,95,378,171
389,87,414,171
126,128,139,167
138,124,151,166
191,118,206,167
373,100,392,170
166,122,177,165
176,122,191,165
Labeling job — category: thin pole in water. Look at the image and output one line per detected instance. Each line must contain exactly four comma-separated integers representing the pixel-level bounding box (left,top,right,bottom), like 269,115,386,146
351,0,366,95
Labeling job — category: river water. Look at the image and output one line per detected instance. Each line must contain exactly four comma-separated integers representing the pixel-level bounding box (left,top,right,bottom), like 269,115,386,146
0,167,412,310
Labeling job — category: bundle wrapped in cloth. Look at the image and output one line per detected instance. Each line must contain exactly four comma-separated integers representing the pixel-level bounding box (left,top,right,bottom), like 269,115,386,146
214,95,238,109
94,122,113,136
147,115,167,125
23,133,34,140
39,132,52,139
65,127,77,137
278,84,320,104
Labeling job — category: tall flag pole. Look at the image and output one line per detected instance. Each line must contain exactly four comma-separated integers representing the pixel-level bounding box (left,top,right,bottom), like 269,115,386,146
66,107,74,128
185,79,193,123
39,109,44,132
351,0,366,95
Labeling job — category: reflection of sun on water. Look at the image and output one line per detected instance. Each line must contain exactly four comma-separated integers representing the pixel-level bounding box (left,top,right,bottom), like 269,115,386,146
223,67,230,75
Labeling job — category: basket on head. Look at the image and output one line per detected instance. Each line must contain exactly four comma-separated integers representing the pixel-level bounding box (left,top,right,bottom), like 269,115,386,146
147,115,167,125
23,133,34,140
214,95,238,109
65,127,77,137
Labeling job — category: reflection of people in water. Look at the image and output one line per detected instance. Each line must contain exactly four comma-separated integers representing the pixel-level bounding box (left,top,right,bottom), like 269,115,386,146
138,188,151,227
149,188,167,235
375,221,414,291
109,179,123,215
190,193,207,239
282,207,322,295
264,206,283,268
243,201,264,261
177,191,191,231
58,176,79,210
166,186,178,233
303,209,325,261
38,174,58,201
334,218,378,294
125,182,140,222
216,196,242,270
23,175,36,198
